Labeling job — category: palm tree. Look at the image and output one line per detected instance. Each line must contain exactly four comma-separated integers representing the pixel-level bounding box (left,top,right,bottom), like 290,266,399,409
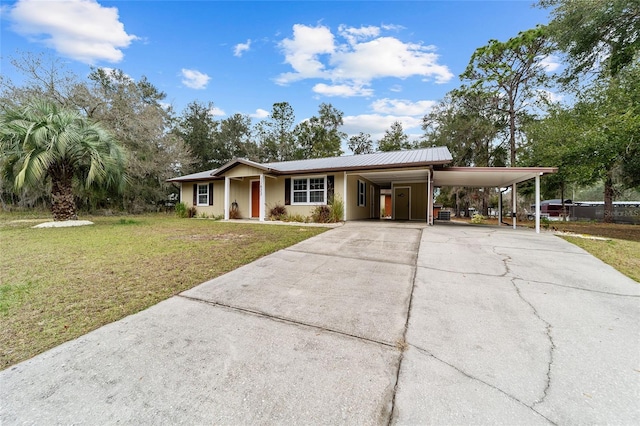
0,99,127,221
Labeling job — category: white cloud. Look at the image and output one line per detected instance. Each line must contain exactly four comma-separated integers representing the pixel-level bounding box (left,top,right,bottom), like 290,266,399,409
276,24,335,84
370,98,436,116
338,24,380,45
98,67,132,81
313,82,373,97
181,69,210,89
208,106,226,117
389,84,403,93
8,0,136,64
343,114,423,141
250,108,269,119
540,54,561,72
234,39,251,57
276,24,453,98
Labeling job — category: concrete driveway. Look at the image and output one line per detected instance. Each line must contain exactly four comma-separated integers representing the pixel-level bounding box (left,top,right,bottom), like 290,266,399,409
2,221,639,424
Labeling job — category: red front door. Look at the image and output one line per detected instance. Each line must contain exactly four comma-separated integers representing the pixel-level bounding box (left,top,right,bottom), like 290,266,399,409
251,181,260,218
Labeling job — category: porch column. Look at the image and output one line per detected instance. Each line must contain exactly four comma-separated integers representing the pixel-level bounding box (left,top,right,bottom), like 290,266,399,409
259,173,265,222
535,174,541,234
224,176,230,220
512,183,517,229
343,171,348,221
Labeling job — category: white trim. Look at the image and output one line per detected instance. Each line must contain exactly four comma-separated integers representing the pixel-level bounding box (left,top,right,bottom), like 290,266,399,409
393,185,411,220
291,175,327,205
250,179,259,218
196,183,209,206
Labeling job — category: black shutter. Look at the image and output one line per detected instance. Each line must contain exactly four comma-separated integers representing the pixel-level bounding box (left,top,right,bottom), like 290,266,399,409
193,184,197,205
285,178,291,205
327,175,334,204
208,182,214,205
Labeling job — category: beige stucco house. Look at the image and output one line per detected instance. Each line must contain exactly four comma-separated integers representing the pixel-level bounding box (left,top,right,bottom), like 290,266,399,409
168,146,556,231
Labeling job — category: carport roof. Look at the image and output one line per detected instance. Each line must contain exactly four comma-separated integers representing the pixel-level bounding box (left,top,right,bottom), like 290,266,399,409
433,167,557,188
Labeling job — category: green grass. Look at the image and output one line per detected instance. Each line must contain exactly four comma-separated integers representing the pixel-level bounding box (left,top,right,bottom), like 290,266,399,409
0,214,328,369
561,236,640,283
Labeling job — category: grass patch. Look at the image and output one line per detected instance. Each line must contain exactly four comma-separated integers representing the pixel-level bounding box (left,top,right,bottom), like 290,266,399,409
561,236,640,283
0,213,328,369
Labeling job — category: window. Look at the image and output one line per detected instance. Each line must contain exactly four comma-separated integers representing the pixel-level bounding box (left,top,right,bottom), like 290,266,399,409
197,184,209,206
358,180,366,206
292,176,326,205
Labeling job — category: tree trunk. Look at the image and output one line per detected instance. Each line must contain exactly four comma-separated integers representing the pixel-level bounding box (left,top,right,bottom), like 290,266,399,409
603,172,614,223
50,164,78,221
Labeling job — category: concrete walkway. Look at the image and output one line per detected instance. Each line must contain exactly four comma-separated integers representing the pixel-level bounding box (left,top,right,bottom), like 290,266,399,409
1,221,638,424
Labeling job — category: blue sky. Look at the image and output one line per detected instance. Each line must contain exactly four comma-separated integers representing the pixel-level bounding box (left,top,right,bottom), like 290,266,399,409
1,0,556,144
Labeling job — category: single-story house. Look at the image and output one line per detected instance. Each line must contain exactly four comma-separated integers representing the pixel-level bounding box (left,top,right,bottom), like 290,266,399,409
167,146,556,232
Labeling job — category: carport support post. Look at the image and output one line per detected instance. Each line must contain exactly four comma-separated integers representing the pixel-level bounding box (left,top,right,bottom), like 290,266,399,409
498,190,502,227
427,170,433,225
259,173,265,222
512,183,517,229
535,174,541,234
224,176,230,220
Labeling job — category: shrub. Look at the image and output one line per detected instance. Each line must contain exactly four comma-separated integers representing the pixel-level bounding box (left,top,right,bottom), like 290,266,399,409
285,213,309,223
471,213,485,224
175,202,187,218
328,194,344,222
269,203,287,220
311,205,332,223
541,216,551,229
187,206,197,218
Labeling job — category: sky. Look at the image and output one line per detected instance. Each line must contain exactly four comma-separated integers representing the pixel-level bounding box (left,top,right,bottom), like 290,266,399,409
0,0,557,147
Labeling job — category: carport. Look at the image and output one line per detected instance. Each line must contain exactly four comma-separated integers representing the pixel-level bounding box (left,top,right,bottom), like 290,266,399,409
356,166,556,233
432,166,557,233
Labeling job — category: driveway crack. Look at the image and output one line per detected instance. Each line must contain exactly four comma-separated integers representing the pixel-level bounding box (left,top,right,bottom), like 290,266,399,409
511,277,557,408
386,228,422,425
496,248,556,408
409,343,557,425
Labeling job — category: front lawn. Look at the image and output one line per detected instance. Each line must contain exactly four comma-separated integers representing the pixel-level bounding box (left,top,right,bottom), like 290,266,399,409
0,214,328,369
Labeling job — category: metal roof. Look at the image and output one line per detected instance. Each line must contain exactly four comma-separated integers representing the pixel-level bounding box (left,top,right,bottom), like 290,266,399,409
264,147,452,173
167,169,218,182
433,167,558,188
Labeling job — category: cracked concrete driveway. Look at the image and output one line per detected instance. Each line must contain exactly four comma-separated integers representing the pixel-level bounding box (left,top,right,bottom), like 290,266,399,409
1,221,639,425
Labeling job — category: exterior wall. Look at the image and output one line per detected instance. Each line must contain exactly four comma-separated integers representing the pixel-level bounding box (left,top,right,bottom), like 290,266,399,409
391,182,427,221
177,173,433,222
346,174,379,221
225,165,266,179
265,173,346,219
181,181,225,217
228,179,251,218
